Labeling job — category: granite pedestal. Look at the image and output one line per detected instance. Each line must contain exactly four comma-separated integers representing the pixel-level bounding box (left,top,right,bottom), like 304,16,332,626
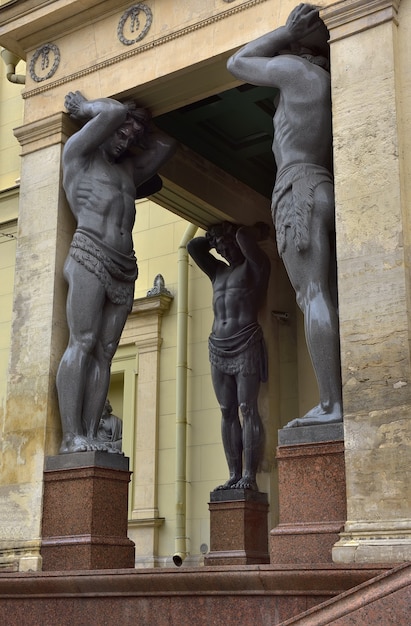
270,423,346,564
205,489,270,566
41,452,135,571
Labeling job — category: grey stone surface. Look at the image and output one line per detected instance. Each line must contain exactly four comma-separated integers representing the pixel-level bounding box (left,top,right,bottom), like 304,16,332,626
45,451,129,471
210,488,268,503
278,422,344,446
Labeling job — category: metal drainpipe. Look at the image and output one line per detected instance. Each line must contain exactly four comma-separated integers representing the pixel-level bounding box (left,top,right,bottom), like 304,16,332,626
173,223,198,566
1,49,25,84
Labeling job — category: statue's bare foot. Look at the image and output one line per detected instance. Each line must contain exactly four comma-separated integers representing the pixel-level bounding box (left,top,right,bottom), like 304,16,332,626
85,439,120,453
59,433,117,453
105,443,123,455
213,476,241,491
232,476,258,491
59,433,91,454
284,404,342,428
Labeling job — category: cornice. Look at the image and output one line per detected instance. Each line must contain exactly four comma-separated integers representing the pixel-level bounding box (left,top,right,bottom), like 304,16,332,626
130,293,173,318
13,112,78,154
322,0,400,42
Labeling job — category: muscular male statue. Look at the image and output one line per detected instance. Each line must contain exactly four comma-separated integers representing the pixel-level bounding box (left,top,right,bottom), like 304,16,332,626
227,4,342,427
57,91,176,453
188,222,270,491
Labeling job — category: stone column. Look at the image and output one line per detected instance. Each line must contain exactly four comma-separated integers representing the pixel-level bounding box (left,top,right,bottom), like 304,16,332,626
0,113,75,571
322,0,411,563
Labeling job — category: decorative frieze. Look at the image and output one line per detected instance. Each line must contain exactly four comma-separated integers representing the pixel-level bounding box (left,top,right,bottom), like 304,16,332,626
23,0,270,99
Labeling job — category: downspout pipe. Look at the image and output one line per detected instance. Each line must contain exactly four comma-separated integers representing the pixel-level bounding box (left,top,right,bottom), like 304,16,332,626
1,49,25,84
173,223,198,566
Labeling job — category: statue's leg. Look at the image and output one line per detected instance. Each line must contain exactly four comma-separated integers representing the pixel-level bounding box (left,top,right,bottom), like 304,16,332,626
57,257,105,452
235,373,263,490
281,182,342,426
210,366,242,490
81,299,130,445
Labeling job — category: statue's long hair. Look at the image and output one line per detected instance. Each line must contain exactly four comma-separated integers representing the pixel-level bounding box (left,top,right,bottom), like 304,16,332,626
206,221,240,248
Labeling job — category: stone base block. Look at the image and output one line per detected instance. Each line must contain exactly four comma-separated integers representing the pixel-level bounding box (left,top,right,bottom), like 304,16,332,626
41,452,135,571
333,522,411,564
270,427,346,565
270,521,345,564
204,489,270,566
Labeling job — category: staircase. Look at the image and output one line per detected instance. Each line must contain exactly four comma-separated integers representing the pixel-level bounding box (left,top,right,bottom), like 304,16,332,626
0,563,403,625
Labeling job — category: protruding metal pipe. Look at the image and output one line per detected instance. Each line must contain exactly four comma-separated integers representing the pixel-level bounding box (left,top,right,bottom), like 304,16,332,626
174,223,197,566
1,49,25,84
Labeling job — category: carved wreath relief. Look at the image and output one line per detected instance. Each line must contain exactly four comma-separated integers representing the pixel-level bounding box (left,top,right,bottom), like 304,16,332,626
29,43,61,82
117,4,153,46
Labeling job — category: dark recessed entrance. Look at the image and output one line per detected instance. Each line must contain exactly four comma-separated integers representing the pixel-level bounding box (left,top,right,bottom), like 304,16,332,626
156,85,278,199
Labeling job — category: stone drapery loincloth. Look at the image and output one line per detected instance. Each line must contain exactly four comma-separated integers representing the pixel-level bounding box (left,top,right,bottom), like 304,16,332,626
208,323,268,381
68,229,138,310
271,163,333,256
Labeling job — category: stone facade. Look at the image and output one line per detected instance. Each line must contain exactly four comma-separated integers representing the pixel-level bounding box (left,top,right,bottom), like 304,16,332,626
0,0,410,571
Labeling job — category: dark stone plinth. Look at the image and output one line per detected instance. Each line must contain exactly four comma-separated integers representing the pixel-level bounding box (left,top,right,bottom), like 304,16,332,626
44,450,129,471
205,489,270,566
270,437,346,565
210,488,268,503
41,454,135,571
278,422,344,445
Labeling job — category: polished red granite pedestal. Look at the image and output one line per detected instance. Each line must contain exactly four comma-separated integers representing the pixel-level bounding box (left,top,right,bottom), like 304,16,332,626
41,452,135,571
205,489,270,565
270,423,346,564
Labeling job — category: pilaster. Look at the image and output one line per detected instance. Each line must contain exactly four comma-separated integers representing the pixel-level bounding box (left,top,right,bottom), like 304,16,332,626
323,0,411,563
0,113,74,571
119,293,173,567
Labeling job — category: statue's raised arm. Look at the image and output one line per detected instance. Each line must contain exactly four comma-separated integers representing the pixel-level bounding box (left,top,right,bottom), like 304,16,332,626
227,4,329,88
64,91,129,158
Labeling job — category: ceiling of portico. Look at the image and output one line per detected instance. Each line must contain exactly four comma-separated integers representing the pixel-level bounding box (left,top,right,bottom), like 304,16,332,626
156,84,278,200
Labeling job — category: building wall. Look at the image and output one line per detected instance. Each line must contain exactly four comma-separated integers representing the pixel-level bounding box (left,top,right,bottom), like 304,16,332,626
7,0,410,568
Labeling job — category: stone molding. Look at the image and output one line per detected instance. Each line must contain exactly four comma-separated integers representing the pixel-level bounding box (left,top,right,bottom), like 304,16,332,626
0,539,42,573
13,112,78,155
120,294,173,352
128,517,165,528
322,0,400,42
344,519,411,534
131,293,173,318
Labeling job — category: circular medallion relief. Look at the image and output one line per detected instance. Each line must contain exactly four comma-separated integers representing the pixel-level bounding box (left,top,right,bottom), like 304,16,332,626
29,44,60,83
118,4,153,46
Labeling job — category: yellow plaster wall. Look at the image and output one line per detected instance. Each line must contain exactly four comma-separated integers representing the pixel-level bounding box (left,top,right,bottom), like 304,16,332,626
0,58,22,419
0,220,16,412
0,58,24,190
